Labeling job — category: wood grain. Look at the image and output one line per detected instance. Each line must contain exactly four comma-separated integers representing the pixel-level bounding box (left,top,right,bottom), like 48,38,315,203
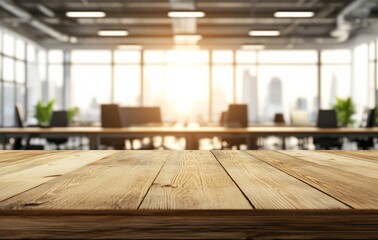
0,210,377,239
0,151,115,202
140,151,252,209
247,150,378,209
0,151,169,210
213,150,347,209
278,150,378,179
325,150,378,163
0,151,76,177
0,151,58,164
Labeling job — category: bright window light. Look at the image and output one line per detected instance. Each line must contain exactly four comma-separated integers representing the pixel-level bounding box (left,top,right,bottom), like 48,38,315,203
241,44,265,50
168,11,205,18
98,30,128,36
274,11,314,18
248,30,280,36
174,35,202,44
173,45,201,50
66,11,106,18
117,44,143,50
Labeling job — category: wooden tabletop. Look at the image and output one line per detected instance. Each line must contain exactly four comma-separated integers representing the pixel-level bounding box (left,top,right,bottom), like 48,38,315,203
1,150,378,239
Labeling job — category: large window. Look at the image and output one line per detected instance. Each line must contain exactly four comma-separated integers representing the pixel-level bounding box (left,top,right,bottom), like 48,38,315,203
212,50,234,121
144,50,209,122
236,50,258,122
0,29,39,126
3,31,378,128
71,65,112,122
48,50,64,109
114,50,141,106
320,49,352,109
353,44,375,123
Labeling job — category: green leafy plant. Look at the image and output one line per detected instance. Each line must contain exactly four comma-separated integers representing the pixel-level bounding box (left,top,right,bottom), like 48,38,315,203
333,97,356,127
34,99,55,126
67,107,79,123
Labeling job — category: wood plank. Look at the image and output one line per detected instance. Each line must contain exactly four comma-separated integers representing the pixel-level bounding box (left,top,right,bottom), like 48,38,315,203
0,151,58,164
140,151,252,209
0,151,115,202
326,150,378,163
278,150,378,179
213,150,347,209
0,151,79,177
247,150,378,209
0,151,169,210
0,210,377,239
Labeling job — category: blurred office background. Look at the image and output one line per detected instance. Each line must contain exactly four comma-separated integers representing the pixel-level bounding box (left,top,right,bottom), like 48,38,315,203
0,0,377,150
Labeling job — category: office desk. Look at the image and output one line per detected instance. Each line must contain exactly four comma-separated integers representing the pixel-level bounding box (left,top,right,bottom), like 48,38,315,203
0,150,377,239
1,126,378,149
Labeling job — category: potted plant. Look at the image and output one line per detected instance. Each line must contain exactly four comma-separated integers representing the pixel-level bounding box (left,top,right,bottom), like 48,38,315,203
67,107,79,124
34,99,55,127
333,97,356,127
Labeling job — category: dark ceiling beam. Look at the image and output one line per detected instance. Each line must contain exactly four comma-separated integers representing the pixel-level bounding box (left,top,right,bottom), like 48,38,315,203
19,1,345,10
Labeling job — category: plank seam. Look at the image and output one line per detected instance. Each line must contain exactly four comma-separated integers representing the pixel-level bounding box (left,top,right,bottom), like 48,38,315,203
210,150,256,209
244,150,353,209
137,152,170,209
0,153,113,204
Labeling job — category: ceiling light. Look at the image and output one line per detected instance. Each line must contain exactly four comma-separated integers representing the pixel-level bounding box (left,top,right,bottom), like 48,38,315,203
98,30,128,36
241,44,265,50
168,11,205,18
274,11,314,18
174,35,202,44
118,44,143,50
66,11,106,18
248,30,280,36
69,37,78,43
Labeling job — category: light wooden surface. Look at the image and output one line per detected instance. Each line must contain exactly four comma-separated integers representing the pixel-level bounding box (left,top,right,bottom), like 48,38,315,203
0,150,378,239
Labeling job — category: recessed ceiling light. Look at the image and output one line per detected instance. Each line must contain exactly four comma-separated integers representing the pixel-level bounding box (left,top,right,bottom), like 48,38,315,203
248,30,280,36
98,30,128,36
168,11,205,18
66,11,106,18
69,37,78,43
241,44,265,50
274,11,314,18
118,44,143,50
174,35,202,44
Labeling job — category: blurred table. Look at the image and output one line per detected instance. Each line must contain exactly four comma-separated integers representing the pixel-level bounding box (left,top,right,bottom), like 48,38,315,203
0,126,377,149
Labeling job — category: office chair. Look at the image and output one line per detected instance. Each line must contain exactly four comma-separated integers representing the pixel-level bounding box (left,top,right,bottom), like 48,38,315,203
226,104,248,128
313,109,342,150
13,104,44,150
273,113,285,124
220,104,249,149
100,104,126,150
46,111,69,149
120,106,164,149
354,108,376,149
